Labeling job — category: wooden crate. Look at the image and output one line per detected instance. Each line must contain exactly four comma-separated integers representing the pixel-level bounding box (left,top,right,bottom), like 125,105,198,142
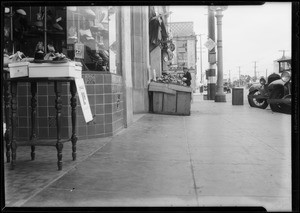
176,92,191,115
149,82,192,116
163,93,176,113
153,92,164,113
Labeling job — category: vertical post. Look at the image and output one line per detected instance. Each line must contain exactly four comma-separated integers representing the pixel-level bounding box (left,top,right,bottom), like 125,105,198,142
238,66,241,87
10,7,14,54
44,7,47,53
10,82,17,169
55,81,63,170
4,77,11,163
30,82,37,160
207,7,217,100
70,81,77,161
253,61,257,81
199,34,203,84
213,6,227,102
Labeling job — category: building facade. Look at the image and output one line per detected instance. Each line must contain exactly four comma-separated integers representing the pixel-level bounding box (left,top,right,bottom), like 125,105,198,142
2,4,170,140
167,22,197,92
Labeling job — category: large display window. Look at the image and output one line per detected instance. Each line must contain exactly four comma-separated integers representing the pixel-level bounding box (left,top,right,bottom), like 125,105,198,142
3,6,121,74
66,6,120,74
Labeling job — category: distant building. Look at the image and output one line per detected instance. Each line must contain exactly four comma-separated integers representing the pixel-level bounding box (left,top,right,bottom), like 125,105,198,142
168,22,197,91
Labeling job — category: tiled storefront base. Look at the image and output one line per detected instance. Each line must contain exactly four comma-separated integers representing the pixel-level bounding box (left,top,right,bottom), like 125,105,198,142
12,72,124,140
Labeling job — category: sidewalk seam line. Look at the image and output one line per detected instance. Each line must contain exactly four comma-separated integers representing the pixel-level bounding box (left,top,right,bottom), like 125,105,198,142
183,116,199,206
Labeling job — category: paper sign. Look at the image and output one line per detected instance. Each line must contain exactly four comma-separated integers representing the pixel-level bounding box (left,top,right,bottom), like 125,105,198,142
204,38,216,51
75,78,93,123
74,43,84,59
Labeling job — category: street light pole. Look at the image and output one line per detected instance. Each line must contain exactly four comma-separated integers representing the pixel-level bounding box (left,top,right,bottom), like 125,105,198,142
199,34,204,83
207,7,217,100
211,6,227,102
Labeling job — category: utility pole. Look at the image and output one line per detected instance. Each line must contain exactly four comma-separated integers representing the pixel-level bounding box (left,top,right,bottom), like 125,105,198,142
279,50,288,59
229,70,231,83
206,7,217,100
265,69,268,78
238,66,241,87
253,61,257,81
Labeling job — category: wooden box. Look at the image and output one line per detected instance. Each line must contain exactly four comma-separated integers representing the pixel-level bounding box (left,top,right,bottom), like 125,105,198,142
149,82,192,115
28,62,82,78
176,91,191,115
153,92,163,113
8,62,29,78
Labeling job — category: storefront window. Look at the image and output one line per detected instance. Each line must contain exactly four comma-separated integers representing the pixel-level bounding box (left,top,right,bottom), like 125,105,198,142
3,5,120,74
3,6,66,58
66,6,121,74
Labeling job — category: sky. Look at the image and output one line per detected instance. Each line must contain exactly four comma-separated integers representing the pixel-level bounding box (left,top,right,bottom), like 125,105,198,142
169,2,292,81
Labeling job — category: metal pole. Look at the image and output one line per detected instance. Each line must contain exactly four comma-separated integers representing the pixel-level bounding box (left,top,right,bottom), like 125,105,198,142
214,6,227,102
10,7,14,54
44,7,47,53
199,34,203,83
238,66,241,87
207,7,217,100
254,62,256,79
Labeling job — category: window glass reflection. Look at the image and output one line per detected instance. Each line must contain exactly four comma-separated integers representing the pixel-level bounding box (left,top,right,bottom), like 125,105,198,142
67,6,120,73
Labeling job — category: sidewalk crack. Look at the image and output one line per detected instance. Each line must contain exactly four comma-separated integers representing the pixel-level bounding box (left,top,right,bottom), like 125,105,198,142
183,117,199,206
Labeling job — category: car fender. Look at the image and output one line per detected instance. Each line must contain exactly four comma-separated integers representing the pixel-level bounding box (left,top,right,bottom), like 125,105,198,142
248,84,261,93
268,79,284,89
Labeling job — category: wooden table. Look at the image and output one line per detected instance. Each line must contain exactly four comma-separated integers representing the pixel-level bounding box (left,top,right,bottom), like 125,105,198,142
4,74,78,170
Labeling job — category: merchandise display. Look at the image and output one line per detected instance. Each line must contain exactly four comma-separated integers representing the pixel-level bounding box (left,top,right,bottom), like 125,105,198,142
3,6,119,74
154,73,187,86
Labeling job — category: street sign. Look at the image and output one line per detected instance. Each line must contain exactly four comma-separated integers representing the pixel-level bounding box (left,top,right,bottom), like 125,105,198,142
204,38,216,51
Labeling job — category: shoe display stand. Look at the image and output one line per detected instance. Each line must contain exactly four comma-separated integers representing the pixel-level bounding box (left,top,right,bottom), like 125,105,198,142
3,74,78,171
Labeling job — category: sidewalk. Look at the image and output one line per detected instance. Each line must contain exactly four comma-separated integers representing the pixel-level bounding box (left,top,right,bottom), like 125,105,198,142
4,91,291,211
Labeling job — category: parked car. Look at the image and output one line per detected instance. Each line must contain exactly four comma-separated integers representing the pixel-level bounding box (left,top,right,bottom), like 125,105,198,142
248,58,291,114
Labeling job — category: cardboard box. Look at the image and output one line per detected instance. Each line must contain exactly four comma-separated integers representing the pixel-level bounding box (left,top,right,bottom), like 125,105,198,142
28,61,82,78
8,62,29,78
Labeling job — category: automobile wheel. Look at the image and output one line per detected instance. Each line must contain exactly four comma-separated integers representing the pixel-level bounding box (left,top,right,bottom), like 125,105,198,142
248,90,268,109
269,90,291,114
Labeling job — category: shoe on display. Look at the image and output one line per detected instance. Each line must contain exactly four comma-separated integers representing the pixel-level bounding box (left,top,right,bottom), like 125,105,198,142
53,23,63,31
47,44,55,53
5,7,10,13
16,9,26,16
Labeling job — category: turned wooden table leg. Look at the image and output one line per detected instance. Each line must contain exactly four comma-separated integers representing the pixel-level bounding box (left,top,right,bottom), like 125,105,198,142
70,81,77,161
55,81,63,170
30,82,37,160
10,82,17,170
4,79,11,163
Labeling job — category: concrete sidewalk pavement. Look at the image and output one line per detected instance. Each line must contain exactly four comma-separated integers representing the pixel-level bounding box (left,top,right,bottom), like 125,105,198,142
4,91,291,211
